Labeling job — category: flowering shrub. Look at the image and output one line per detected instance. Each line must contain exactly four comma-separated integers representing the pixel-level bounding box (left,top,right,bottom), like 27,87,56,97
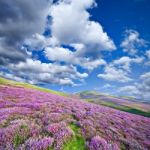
89,136,110,150
54,127,74,150
0,85,150,150
46,122,67,135
89,136,120,150
21,136,54,150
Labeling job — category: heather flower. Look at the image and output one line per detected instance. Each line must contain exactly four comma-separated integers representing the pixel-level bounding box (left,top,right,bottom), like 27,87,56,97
23,136,54,150
89,136,110,150
0,85,150,150
143,139,150,149
109,143,120,150
120,138,144,150
54,127,74,150
0,123,29,148
83,127,96,140
46,122,67,134
42,113,64,124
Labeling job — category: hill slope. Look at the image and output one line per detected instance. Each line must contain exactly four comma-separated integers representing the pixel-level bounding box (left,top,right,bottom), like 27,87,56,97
76,91,150,117
0,77,150,150
0,77,67,96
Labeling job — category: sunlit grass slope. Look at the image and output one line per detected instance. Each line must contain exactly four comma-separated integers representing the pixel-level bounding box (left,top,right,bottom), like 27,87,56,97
0,77,67,96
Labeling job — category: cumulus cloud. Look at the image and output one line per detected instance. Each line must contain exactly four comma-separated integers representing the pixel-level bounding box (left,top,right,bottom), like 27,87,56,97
0,0,117,86
120,29,148,55
33,0,115,72
119,85,139,95
138,72,150,100
0,72,27,83
97,56,143,83
45,47,74,62
146,50,150,59
80,58,106,70
24,34,59,50
0,0,92,86
45,46,106,70
97,65,132,83
119,72,150,101
140,72,150,80
145,50,150,66
0,0,52,65
5,59,88,86
50,0,116,56
113,56,144,72
27,0,116,56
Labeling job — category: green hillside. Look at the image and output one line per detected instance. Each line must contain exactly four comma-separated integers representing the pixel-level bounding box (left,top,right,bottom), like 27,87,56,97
0,77,67,97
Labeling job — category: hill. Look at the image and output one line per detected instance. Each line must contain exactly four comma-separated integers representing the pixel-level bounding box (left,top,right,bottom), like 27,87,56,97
0,77,150,150
0,77,67,96
76,91,150,117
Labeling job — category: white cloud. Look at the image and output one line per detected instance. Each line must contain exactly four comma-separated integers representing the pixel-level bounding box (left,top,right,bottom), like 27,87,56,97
0,72,26,83
97,56,143,83
45,46,106,70
97,65,132,83
0,0,115,86
146,50,150,59
50,0,116,56
103,83,112,88
80,58,106,70
113,56,144,72
139,73,150,98
119,72,150,101
24,34,59,50
145,50,150,67
145,50,150,66
7,59,88,86
119,85,139,95
0,0,52,65
140,72,150,80
45,47,74,62
120,29,148,55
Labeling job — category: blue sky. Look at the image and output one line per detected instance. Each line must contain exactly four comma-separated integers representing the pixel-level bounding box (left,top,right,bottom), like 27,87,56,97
0,0,150,101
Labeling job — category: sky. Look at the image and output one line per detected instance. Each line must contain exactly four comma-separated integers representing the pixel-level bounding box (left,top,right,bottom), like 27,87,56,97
0,0,150,101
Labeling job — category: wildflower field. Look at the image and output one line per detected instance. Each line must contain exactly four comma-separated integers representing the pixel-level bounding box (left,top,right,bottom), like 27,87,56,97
0,78,150,150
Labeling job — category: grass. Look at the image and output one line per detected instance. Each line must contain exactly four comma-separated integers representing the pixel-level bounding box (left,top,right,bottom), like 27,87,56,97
63,136,85,150
13,125,29,148
86,99,150,117
13,134,26,148
62,123,86,150
0,77,67,97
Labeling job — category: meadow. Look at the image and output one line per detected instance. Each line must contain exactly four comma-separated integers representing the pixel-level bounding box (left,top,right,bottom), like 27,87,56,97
0,78,150,150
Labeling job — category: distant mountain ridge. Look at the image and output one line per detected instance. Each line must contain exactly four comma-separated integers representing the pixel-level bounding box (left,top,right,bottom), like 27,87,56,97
77,90,143,102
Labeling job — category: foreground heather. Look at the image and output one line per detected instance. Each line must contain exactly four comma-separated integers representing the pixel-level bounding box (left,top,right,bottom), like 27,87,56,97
0,85,150,150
